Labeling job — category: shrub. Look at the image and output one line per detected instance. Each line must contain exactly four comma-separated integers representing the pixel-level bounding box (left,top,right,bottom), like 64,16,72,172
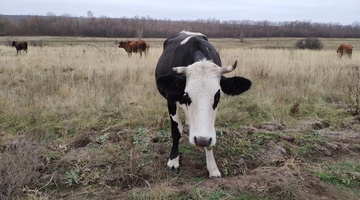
30,40,44,47
295,38,323,50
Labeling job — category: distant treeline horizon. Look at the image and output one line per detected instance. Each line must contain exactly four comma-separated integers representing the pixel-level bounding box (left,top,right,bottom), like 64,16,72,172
1,14,359,38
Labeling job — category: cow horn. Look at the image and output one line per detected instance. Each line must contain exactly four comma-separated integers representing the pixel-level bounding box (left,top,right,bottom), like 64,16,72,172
173,67,187,74
220,60,237,74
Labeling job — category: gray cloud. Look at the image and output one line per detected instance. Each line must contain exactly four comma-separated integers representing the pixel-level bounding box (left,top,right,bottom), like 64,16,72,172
1,0,359,25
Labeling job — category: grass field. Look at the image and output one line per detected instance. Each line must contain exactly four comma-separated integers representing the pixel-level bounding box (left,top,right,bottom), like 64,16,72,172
0,36,360,199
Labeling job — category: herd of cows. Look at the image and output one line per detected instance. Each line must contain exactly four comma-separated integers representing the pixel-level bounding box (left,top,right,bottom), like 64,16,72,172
11,39,151,57
11,39,353,58
8,32,356,177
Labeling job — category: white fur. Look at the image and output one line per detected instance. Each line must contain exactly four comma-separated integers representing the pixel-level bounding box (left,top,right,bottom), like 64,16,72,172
180,31,206,45
175,59,227,177
167,155,179,169
173,59,237,177
180,36,194,45
180,30,205,37
171,105,183,134
205,147,221,177
180,60,222,146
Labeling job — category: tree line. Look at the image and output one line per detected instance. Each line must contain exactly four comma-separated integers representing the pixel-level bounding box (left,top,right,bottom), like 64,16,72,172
1,14,359,38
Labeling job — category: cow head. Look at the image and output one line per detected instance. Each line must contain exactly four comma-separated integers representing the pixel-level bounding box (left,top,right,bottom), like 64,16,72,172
12,41,16,46
118,41,126,48
156,60,251,147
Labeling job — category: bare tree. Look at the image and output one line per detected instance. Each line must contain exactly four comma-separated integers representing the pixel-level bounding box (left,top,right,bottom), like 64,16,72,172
1,14,359,38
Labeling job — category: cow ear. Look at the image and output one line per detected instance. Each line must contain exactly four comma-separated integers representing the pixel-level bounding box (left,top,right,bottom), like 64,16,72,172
156,75,186,95
220,76,251,95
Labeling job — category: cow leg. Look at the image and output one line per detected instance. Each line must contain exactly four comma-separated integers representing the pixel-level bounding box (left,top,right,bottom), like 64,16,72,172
205,147,221,178
166,100,183,173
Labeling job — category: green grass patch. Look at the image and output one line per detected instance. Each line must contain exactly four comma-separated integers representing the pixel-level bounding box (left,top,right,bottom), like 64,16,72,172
314,161,360,188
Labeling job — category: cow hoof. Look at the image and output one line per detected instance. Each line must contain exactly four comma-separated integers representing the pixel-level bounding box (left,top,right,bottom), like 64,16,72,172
209,175,222,179
166,166,180,174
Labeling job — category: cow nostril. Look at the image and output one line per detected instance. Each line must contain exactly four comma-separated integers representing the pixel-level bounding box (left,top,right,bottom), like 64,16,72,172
194,136,212,147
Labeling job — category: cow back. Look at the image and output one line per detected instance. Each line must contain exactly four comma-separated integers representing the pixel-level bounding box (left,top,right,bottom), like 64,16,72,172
156,32,221,78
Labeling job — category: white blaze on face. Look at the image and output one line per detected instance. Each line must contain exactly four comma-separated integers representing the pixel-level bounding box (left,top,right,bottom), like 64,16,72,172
177,60,222,146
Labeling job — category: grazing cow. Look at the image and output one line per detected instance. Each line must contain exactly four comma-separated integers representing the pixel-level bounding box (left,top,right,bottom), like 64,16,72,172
12,41,28,55
337,44,353,58
155,31,251,178
118,40,148,57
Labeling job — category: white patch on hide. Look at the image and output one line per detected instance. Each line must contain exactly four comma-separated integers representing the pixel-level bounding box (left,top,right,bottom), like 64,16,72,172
180,31,206,45
171,106,183,134
180,30,205,37
167,155,180,168
180,36,194,45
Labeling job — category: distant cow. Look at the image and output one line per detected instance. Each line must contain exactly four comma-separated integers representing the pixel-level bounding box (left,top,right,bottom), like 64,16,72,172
155,31,251,178
12,41,28,55
118,40,148,57
337,44,353,58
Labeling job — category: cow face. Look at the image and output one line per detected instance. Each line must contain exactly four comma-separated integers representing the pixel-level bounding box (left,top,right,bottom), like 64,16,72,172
157,60,251,147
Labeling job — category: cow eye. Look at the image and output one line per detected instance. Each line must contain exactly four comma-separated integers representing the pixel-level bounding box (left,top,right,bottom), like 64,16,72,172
213,90,221,110
179,92,192,106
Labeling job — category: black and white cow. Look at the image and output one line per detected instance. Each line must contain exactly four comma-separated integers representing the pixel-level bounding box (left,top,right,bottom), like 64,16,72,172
155,31,251,178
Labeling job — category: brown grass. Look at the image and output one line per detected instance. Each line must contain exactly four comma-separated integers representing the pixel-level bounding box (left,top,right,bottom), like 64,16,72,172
1,38,359,126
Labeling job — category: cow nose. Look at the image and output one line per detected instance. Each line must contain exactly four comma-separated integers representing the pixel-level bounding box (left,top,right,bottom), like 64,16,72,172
194,136,212,147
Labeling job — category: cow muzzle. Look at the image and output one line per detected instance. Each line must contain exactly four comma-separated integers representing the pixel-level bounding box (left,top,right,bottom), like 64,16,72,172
194,136,212,147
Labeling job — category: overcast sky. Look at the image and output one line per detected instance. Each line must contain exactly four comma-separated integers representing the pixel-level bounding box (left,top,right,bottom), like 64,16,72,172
1,0,359,25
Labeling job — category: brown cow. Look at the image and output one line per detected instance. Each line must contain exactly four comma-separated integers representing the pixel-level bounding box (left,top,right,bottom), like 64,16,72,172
12,41,28,55
118,40,148,57
337,44,353,58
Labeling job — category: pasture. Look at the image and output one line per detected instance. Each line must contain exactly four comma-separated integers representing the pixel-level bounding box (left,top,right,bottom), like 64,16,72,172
0,36,360,199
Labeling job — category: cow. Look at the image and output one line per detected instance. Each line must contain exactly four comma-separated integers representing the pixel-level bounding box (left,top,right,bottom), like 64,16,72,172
118,40,148,57
337,44,353,58
12,41,28,55
155,31,251,178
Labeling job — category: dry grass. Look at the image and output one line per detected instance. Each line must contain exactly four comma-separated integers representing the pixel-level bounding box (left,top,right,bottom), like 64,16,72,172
0,41,165,129
219,47,359,127
1,38,359,127
0,37,360,199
